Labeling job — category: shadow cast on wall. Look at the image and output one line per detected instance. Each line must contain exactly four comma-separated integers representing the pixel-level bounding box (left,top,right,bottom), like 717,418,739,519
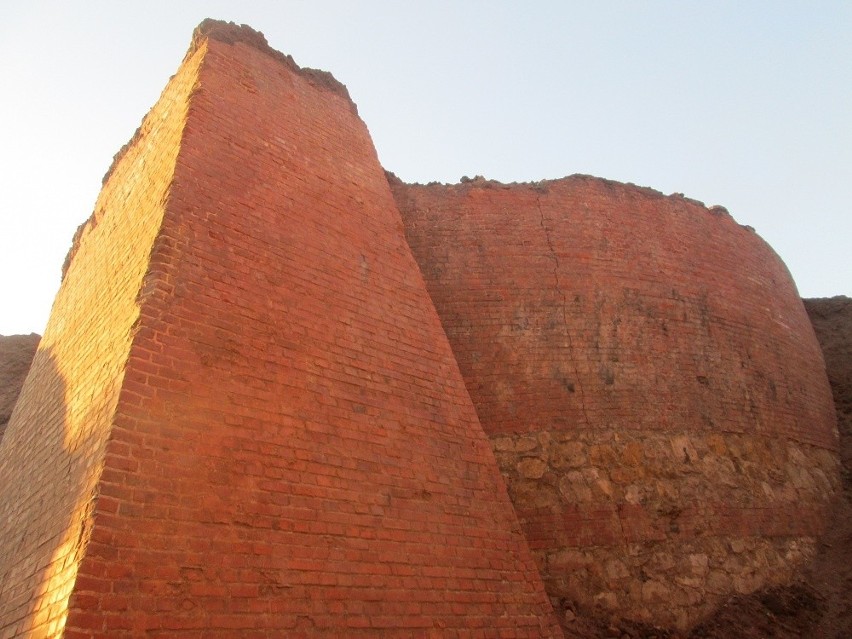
0,345,104,636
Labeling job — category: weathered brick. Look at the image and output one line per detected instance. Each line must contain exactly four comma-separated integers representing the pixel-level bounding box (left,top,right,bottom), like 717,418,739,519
389,174,840,629
0,19,561,638
0,29,204,637
0,15,842,638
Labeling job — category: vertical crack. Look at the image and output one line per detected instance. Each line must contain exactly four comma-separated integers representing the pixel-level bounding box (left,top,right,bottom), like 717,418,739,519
536,195,591,426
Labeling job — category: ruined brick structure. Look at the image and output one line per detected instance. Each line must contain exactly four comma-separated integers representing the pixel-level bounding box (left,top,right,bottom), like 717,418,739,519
0,20,839,637
389,177,840,628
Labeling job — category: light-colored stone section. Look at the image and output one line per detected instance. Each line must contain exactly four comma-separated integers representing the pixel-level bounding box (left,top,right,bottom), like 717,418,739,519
491,429,840,629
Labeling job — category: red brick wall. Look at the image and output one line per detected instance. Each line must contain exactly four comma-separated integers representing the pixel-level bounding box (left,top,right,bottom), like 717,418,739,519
4,17,839,636
63,24,560,637
390,175,839,628
0,42,203,638
391,176,835,447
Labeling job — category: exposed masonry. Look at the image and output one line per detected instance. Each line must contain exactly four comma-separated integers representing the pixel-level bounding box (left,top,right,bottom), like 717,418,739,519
487,429,835,627
390,176,839,630
1,20,561,638
0,19,840,638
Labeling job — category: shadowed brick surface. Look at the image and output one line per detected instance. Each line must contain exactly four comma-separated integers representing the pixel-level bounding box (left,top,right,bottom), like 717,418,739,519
0,18,842,638
389,176,839,629
0,334,39,443
0,40,204,637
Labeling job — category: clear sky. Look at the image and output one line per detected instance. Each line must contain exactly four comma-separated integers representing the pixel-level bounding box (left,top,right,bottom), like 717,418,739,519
1,1,849,335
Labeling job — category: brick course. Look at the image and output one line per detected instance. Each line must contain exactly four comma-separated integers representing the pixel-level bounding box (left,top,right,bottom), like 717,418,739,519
27,21,559,638
0,38,204,638
389,175,839,628
0,18,840,637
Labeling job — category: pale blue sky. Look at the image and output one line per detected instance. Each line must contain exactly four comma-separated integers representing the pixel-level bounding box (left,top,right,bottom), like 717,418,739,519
1,1,849,335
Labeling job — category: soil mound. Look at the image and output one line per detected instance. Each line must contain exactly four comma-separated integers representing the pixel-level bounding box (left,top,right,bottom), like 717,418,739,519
0,333,39,441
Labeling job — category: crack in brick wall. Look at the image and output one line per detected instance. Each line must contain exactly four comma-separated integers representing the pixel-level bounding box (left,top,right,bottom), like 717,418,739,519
390,176,839,630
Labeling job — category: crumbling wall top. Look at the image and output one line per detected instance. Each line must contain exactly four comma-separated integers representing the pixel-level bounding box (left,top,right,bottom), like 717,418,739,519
191,19,354,108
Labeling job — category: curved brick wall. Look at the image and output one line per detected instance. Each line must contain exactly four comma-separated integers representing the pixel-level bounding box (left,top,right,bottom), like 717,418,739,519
390,175,840,629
